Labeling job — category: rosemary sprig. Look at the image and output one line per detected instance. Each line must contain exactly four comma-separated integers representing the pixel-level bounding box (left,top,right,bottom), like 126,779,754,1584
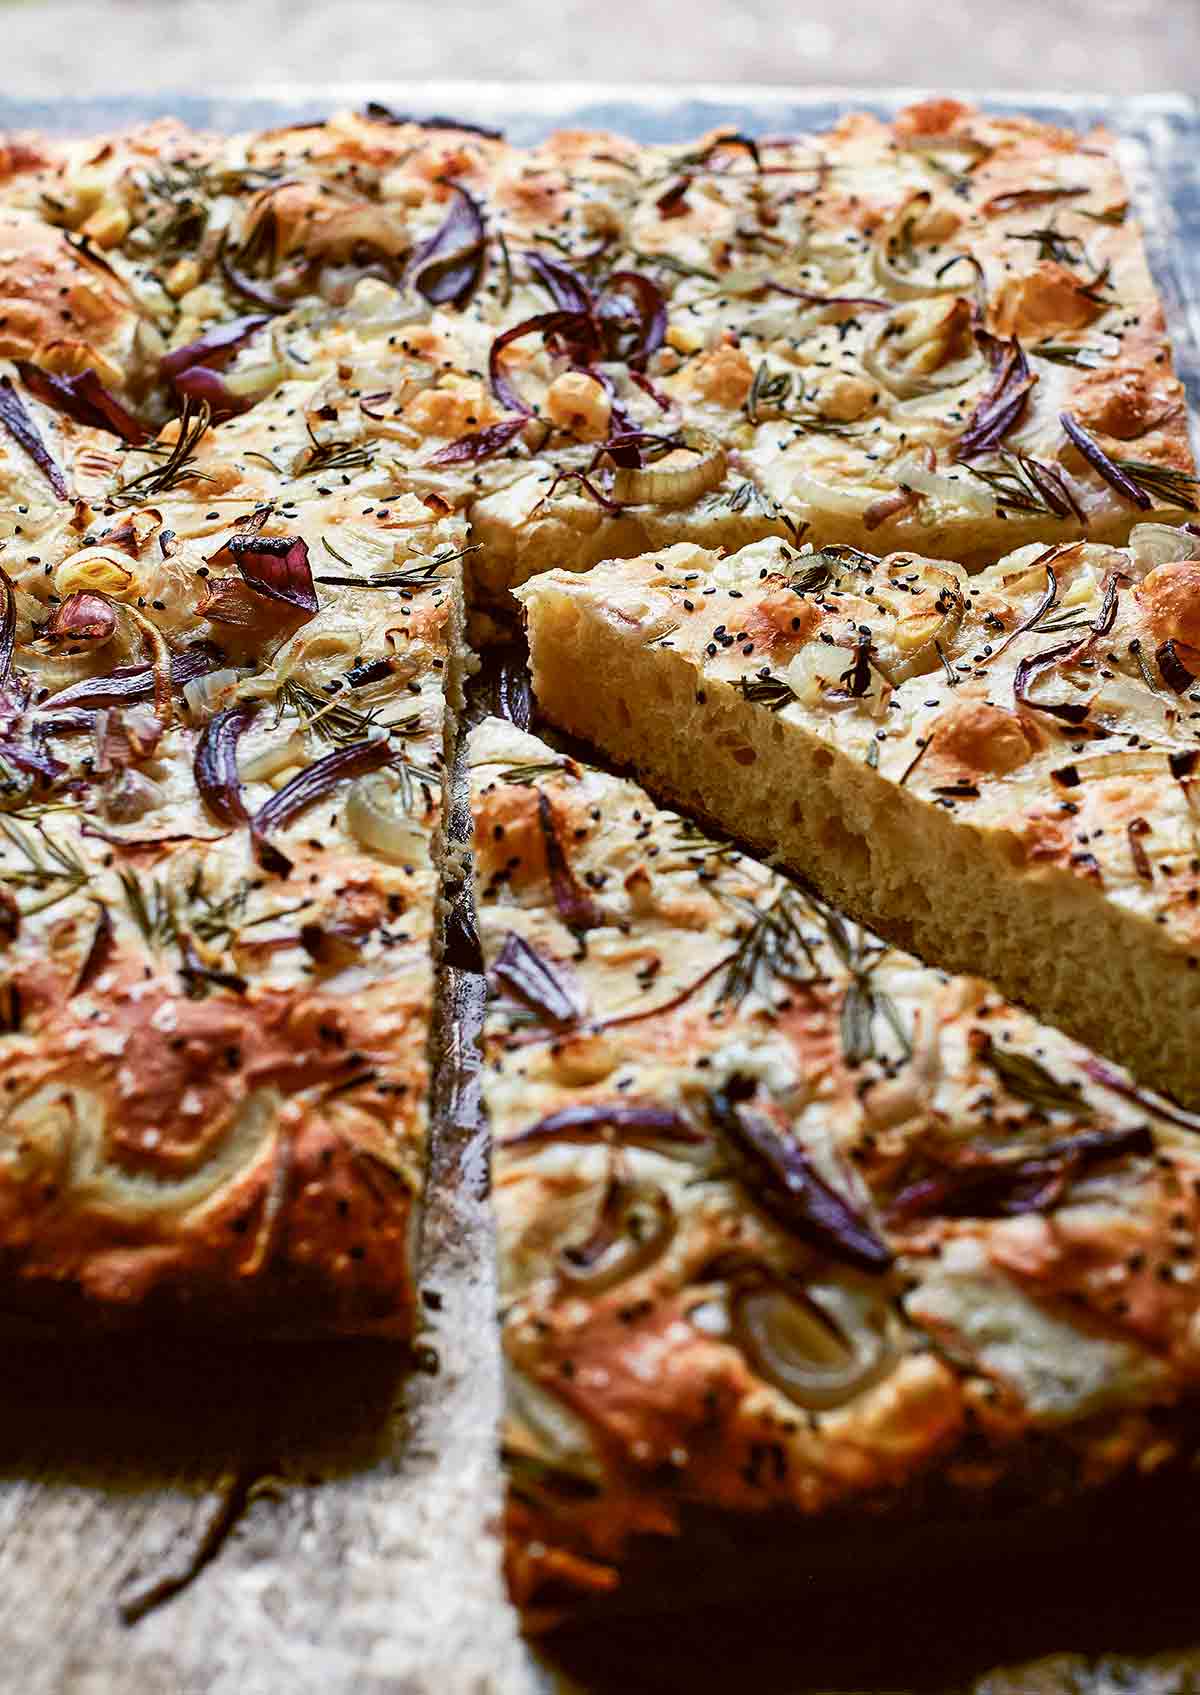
295,426,374,478
1111,457,1199,512
113,400,213,505
737,672,798,711
717,888,820,1007
493,759,574,787
1032,341,1105,369
1011,220,1085,267
276,680,384,745
118,868,177,947
0,818,88,917
317,540,478,589
974,1034,1093,1117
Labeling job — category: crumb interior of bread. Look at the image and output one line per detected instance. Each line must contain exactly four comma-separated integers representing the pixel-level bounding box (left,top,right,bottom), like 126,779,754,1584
524,587,1200,1107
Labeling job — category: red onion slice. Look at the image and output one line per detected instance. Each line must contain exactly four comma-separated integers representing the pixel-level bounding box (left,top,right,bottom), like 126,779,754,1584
426,415,526,466
0,376,68,499
406,183,487,310
160,315,271,383
501,1101,704,1152
15,362,147,445
710,1083,891,1273
251,737,396,872
209,535,318,616
493,931,582,1027
194,701,259,825
1061,412,1152,510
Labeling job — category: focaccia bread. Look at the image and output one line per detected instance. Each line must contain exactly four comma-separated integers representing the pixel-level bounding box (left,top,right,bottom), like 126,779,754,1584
469,716,1200,1627
0,329,468,1333
10,99,1185,611
518,526,1200,1109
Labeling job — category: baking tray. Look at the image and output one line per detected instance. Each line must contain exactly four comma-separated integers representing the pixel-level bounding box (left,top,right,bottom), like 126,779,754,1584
1,83,1199,1695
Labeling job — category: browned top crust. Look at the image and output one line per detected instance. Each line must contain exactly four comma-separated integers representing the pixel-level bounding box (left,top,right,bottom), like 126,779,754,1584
472,719,1200,1624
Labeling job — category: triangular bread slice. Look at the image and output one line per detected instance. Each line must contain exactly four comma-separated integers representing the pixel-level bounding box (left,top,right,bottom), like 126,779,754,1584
518,526,1200,1104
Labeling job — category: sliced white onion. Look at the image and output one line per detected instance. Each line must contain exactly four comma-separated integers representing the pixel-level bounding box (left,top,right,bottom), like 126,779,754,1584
873,192,962,299
861,301,980,400
612,427,726,507
789,466,881,518
345,771,427,861
1126,522,1200,578
239,731,307,783
734,1281,897,1411
504,1365,604,1480
890,452,994,516
182,666,252,720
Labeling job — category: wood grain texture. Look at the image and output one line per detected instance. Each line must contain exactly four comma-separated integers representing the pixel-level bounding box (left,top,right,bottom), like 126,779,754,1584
0,967,532,1695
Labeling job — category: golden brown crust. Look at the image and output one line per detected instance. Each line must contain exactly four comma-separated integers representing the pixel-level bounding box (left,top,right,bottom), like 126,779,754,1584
470,719,1200,1621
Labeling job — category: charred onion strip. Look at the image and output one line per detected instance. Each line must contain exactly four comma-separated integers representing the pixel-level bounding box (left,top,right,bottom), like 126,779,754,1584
537,789,603,931
209,534,318,617
709,1082,891,1273
427,415,527,466
493,931,582,1027
1060,412,1151,509
501,1101,704,1152
251,737,395,872
15,362,147,444
194,702,259,825
1081,1057,1200,1134
0,376,68,498
887,1124,1153,1224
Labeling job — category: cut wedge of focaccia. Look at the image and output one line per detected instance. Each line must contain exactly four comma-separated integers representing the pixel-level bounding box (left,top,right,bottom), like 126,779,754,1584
469,715,1200,1626
0,340,468,1333
518,527,1200,1108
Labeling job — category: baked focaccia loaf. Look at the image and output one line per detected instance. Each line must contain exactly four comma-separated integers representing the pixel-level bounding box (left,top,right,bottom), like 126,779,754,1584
469,716,1200,1627
519,527,1200,1108
0,309,468,1332
6,99,1186,613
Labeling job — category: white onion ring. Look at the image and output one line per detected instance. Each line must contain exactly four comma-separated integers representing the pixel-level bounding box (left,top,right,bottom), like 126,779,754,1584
734,1281,897,1410
612,427,726,507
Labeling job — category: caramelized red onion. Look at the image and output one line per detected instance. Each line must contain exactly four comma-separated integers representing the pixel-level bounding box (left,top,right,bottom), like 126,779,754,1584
1061,412,1151,509
72,901,115,996
0,565,15,684
15,362,147,445
207,534,318,617
1013,639,1092,725
493,931,582,1027
597,270,667,369
427,415,526,466
887,1124,1153,1223
0,376,68,499
955,334,1036,460
525,250,594,314
709,1082,891,1273
406,183,487,310
37,642,223,714
194,701,259,825
489,309,590,415
501,1101,705,1153
251,737,395,872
